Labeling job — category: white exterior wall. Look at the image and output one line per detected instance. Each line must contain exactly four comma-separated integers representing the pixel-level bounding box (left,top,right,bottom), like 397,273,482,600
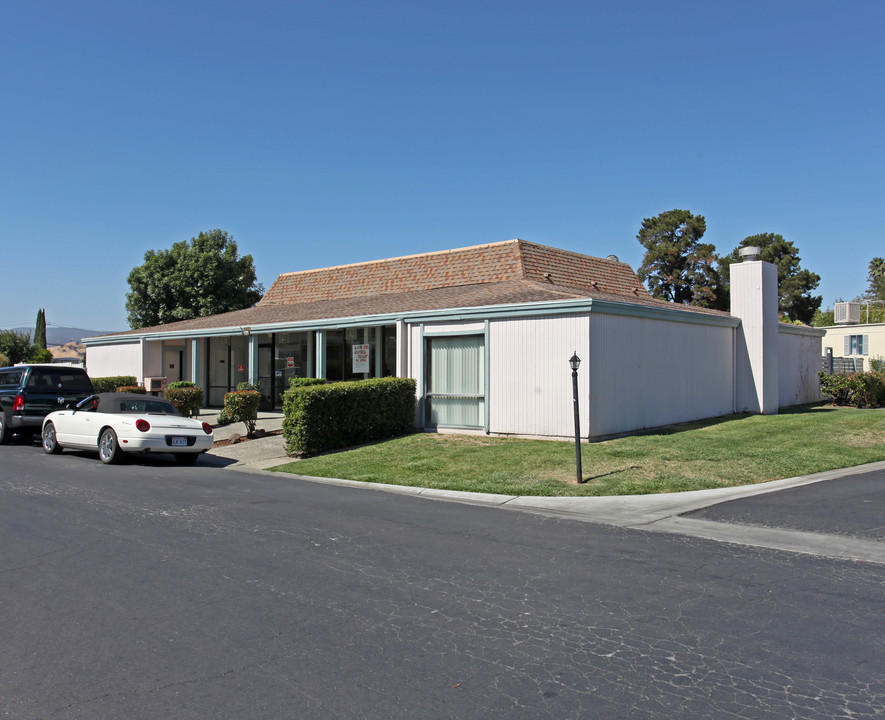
821,324,885,369
143,341,164,384
778,325,824,406
731,261,780,414
488,314,590,438
85,341,143,380
588,312,734,438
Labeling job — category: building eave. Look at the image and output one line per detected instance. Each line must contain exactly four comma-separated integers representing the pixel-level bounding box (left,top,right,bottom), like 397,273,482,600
84,296,738,346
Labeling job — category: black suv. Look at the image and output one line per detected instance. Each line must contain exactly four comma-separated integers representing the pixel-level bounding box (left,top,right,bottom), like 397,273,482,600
0,364,95,443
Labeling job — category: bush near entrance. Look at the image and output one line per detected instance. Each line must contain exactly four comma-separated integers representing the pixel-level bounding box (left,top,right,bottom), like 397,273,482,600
219,388,261,437
166,381,204,417
283,377,416,457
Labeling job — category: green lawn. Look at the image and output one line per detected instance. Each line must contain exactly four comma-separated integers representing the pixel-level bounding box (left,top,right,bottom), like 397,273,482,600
270,404,885,496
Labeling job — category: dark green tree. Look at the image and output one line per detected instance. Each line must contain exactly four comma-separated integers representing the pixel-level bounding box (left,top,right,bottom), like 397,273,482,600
33,309,46,350
0,330,34,365
636,209,720,307
718,233,821,324
126,229,264,329
865,257,885,301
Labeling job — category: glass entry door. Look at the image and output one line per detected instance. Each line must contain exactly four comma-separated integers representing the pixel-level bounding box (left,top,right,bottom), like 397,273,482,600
257,342,274,411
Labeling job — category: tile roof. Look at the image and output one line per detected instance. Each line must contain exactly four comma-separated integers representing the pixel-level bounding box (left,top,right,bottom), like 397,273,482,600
89,240,730,339
258,239,650,305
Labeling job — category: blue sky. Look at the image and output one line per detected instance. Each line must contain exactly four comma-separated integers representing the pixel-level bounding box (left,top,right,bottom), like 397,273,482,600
2,0,882,333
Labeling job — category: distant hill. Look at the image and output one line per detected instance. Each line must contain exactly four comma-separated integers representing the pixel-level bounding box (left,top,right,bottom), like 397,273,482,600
8,326,120,345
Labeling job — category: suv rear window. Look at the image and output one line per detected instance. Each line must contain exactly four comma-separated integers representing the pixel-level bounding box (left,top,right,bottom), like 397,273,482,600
26,369,93,394
0,370,25,386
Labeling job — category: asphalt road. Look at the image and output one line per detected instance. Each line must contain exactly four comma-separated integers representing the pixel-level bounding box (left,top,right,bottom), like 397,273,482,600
1,441,883,719
687,469,885,540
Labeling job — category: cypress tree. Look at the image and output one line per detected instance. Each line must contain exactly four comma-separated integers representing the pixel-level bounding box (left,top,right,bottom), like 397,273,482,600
34,309,47,350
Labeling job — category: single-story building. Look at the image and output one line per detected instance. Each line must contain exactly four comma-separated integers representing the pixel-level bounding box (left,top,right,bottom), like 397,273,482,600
83,239,824,440
818,302,885,373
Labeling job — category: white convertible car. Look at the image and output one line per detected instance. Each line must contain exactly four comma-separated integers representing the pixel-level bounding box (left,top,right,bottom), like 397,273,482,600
41,392,214,465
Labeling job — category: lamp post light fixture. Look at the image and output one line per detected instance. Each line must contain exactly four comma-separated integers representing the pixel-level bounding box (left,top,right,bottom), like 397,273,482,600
569,352,585,484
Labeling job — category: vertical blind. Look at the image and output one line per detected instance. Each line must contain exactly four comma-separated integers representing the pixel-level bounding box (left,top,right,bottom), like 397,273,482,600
426,335,485,428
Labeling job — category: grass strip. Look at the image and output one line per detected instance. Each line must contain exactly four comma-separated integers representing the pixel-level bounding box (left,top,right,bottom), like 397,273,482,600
270,405,885,496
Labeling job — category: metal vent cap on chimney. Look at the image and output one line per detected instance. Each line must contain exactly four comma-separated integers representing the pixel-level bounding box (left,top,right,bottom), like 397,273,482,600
738,246,761,261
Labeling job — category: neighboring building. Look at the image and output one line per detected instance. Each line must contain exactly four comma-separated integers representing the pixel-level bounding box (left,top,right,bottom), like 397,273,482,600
83,239,823,440
821,329,885,373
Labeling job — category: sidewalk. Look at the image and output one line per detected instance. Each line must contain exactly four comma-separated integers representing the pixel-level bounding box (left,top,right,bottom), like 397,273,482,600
199,408,291,469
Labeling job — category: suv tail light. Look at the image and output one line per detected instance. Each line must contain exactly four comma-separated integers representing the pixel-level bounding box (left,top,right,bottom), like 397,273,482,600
202,422,212,435
12,394,24,412
135,419,151,432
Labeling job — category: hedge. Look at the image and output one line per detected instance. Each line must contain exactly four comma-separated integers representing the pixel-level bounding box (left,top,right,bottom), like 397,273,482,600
91,376,138,393
116,385,146,394
283,377,416,457
289,377,328,390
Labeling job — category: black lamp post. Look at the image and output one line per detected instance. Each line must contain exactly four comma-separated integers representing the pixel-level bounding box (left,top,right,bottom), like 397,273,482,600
569,352,584,484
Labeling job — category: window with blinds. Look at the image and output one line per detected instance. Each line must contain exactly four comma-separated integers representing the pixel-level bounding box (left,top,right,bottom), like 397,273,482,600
425,335,485,429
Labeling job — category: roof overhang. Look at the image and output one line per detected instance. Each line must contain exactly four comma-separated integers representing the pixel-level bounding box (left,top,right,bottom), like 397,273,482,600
83,296,738,346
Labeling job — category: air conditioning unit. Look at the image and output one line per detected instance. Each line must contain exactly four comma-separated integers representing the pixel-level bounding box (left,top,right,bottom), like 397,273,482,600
145,377,166,392
834,302,861,325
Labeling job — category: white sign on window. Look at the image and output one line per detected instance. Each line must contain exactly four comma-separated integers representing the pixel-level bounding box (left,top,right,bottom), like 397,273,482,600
352,344,370,373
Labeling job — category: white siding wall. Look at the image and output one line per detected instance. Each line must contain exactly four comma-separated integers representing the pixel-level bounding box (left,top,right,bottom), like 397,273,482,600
488,314,590,437
779,326,824,406
423,321,485,334
85,342,143,379
589,312,734,438
144,341,163,382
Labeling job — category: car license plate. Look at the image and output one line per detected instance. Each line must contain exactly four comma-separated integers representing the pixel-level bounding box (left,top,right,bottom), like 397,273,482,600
170,437,188,447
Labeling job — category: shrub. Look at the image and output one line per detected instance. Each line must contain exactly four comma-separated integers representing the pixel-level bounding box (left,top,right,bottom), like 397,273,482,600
820,371,885,408
116,385,146,394
221,389,261,437
30,348,54,363
283,377,416,457
166,385,204,417
91,376,138,393
288,376,328,390
0,352,8,366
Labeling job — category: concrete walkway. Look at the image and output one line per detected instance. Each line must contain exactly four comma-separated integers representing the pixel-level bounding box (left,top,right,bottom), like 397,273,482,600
197,409,885,565
200,408,290,468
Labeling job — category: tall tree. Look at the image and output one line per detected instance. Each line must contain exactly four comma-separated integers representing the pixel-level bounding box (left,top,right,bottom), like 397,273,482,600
33,309,46,350
126,229,264,329
718,233,822,324
865,257,885,301
636,209,720,307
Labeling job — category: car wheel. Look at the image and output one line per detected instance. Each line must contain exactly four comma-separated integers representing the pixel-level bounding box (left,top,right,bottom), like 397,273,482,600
174,453,199,465
98,428,124,464
0,414,7,445
42,422,62,455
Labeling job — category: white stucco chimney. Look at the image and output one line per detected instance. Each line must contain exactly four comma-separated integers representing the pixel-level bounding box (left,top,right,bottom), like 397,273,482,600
731,257,779,414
